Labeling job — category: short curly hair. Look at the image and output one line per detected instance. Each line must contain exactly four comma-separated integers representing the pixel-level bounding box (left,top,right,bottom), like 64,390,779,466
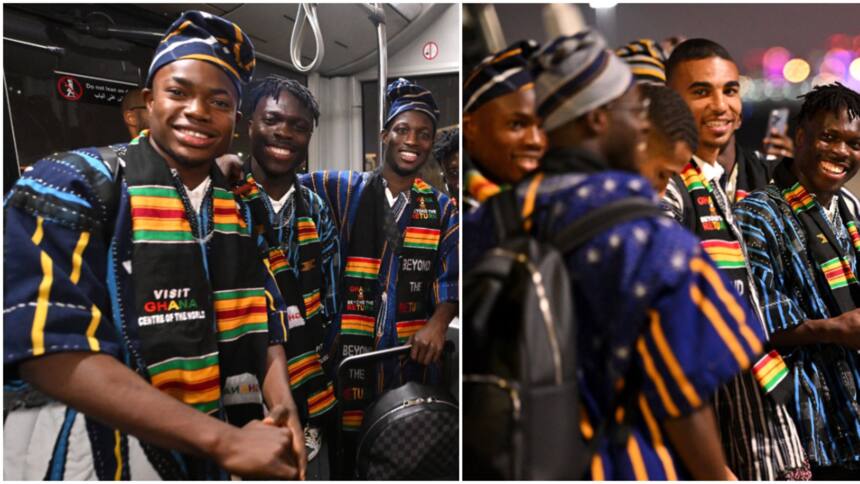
433,128,459,165
642,84,698,153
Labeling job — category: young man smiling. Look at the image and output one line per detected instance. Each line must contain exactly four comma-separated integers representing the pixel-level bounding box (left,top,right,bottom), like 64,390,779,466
662,38,808,480
465,29,760,480
302,78,458,476
4,11,305,480
463,40,547,210
735,83,860,479
232,75,339,472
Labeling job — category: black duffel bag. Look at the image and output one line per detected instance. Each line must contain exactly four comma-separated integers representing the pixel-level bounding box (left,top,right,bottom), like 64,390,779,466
356,381,458,480
335,342,458,480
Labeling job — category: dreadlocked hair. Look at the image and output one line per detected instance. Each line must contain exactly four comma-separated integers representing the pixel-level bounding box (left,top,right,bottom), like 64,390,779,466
249,75,320,126
433,128,459,164
796,82,860,127
642,84,699,153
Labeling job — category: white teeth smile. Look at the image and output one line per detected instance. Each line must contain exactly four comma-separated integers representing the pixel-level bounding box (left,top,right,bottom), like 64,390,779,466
705,120,730,128
821,160,847,175
178,128,210,139
268,146,292,156
401,151,418,162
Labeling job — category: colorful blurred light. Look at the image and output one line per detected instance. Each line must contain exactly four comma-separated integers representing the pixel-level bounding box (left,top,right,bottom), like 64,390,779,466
829,33,851,51
763,46,791,79
820,57,847,77
851,58,860,81
783,58,810,83
743,48,766,73
812,73,839,87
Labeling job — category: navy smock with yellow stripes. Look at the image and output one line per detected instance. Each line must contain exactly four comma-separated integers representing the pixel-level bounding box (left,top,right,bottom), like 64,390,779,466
464,168,764,479
4,145,288,480
301,170,459,389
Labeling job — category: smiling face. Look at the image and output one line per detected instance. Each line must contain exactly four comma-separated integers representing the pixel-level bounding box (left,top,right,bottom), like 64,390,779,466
145,59,239,170
668,57,741,159
464,88,547,184
382,110,435,177
249,90,313,179
793,108,860,203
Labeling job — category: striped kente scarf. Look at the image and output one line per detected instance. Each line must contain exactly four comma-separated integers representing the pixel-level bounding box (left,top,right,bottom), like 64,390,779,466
124,134,270,430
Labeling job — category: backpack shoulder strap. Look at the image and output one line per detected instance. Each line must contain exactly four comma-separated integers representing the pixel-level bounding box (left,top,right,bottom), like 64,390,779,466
552,197,663,253
668,173,696,231
489,188,525,242
94,145,123,242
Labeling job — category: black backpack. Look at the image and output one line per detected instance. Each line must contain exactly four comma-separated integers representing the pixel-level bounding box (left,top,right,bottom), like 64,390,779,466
463,188,661,480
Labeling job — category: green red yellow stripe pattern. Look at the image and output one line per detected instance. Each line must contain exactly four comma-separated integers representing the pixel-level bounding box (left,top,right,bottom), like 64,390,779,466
403,227,440,250
212,187,248,235
413,178,434,194
752,350,790,393
307,383,336,418
129,186,194,243
267,247,290,275
847,221,860,252
396,319,426,343
287,350,325,389
148,352,221,414
234,174,263,200
466,170,501,203
821,257,857,290
700,239,746,270
297,217,320,245
345,257,381,280
680,164,709,193
782,182,816,213
343,409,364,431
341,314,374,337
303,289,322,320
214,288,268,342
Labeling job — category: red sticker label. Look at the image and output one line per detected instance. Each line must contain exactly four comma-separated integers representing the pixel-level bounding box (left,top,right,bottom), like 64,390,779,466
422,41,439,61
57,76,83,101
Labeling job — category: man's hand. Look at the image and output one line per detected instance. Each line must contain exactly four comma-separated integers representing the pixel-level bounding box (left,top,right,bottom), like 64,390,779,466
408,318,448,365
763,129,794,159
263,404,308,480
20,352,303,479
407,302,456,365
261,345,308,479
215,154,244,185
214,419,300,479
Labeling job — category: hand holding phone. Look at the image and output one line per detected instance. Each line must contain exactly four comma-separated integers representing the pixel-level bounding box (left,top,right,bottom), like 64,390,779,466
766,108,789,137
763,108,793,159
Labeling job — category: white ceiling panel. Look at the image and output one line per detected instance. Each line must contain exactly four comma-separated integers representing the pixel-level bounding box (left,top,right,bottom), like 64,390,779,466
136,3,435,76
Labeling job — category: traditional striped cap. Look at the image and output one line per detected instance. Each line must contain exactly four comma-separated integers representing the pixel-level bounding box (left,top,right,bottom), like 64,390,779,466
616,39,669,85
384,78,439,129
146,10,255,97
463,40,540,114
532,29,633,132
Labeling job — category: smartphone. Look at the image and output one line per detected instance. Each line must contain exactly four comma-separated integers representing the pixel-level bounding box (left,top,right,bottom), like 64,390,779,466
766,108,789,137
